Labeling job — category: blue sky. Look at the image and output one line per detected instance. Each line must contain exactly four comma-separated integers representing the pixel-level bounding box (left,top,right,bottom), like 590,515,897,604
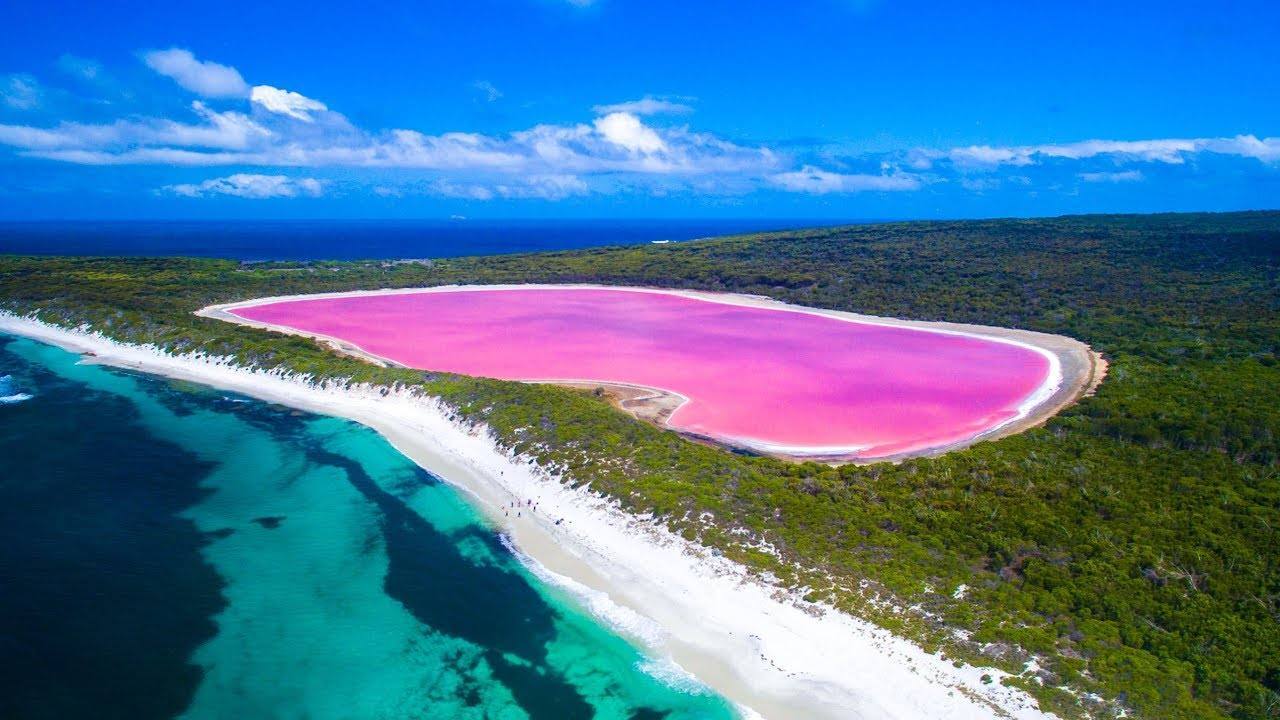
0,0,1277,219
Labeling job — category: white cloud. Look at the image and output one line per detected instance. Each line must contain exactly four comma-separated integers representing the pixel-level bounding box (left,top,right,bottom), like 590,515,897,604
0,56,773,186
1036,139,1196,163
6,48,1278,204
164,173,324,199
371,129,527,170
1201,134,1280,162
250,85,328,122
28,87,1255,185
472,80,503,102
1,74,40,110
511,119,775,175
497,174,589,199
944,135,1280,169
593,96,693,116
1078,170,1144,183
904,149,936,170
948,145,1036,168
960,177,1001,192
770,166,922,194
593,112,667,153
431,174,589,201
15,148,258,166
143,48,249,98
0,101,268,152
429,179,495,200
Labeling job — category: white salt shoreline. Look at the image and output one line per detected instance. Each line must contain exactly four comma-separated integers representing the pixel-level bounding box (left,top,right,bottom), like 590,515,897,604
0,312,1058,720
201,283,1102,462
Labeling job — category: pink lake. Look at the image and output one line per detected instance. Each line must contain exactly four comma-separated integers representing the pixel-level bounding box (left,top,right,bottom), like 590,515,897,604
231,287,1054,458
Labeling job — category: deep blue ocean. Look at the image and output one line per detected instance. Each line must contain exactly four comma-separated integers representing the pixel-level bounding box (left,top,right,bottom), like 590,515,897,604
0,219,841,261
0,335,738,719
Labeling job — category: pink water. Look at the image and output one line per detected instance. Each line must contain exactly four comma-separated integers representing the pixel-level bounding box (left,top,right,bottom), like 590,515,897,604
231,288,1052,458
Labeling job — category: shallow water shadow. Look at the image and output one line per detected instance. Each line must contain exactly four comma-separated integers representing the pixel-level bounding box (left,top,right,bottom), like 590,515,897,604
306,445,597,719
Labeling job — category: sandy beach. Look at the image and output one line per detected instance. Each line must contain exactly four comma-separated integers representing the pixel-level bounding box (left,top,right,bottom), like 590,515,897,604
1,311,1061,720
200,284,1104,463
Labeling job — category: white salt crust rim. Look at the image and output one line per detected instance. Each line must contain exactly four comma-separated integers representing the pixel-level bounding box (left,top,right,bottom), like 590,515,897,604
207,284,1064,458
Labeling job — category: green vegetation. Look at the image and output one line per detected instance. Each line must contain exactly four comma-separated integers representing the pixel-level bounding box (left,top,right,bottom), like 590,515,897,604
2,211,1278,719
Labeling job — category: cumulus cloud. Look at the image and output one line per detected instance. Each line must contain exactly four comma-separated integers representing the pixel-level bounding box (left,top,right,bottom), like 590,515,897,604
164,173,324,198
593,112,667,153
1,74,41,110
593,96,693,116
1078,170,1144,183
143,48,249,98
770,166,922,194
250,85,328,122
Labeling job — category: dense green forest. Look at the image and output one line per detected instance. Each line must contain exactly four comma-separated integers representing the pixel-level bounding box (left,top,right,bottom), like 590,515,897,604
2,211,1278,719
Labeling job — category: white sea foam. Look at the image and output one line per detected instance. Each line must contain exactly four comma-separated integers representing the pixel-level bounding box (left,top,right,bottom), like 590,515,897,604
500,530,721,701
0,374,33,404
500,532,671,651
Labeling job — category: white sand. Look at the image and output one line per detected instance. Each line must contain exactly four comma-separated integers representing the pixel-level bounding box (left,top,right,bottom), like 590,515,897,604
1,312,1059,720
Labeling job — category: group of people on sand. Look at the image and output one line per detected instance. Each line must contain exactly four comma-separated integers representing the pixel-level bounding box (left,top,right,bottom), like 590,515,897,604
502,498,565,525
503,499,532,518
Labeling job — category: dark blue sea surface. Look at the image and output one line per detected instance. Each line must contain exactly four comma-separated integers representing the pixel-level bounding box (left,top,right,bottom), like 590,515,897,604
0,335,737,719
0,219,843,261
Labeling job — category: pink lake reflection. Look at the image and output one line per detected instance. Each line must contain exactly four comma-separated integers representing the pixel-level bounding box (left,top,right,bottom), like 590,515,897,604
231,288,1051,458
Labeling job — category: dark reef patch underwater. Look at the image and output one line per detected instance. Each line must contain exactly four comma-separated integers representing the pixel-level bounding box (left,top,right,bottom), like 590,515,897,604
0,335,737,720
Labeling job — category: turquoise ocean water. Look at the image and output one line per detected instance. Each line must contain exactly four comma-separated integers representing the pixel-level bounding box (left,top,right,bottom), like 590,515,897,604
0,335,737,719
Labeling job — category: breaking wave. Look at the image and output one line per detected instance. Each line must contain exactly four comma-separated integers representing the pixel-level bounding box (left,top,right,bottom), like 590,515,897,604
0,374,33,404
